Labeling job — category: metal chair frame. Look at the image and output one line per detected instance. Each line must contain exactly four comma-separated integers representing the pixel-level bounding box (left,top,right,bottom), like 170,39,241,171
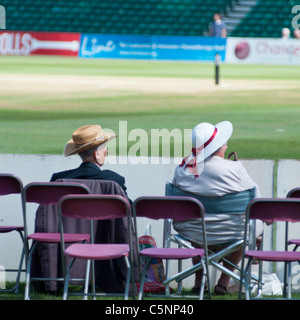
58,194,133,300
163,182,260,291
22,182,91,300
132,195,211,300
239,198,300,300
0,174,25,293
283,187,300,296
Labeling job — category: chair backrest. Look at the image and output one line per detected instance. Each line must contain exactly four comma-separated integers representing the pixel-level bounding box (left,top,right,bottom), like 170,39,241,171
132,196,205,221
0,174,23,196
132,196,207,252
23,182,91,205
58,194,131,221
245,198,300,252
165,182,256,215
246,198,300,224
287,188,300,199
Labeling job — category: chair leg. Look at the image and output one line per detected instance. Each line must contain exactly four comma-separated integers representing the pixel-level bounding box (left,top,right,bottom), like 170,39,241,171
286,262,292,299
24,241,38,300
14,230,25,294
0,230,25,294
63,257,76,300
83,259,91,300
0,246,25,294
90,260,96,300
199,257,210,300
138,266,147,300
138,259,151,300
292,245,300,264
244,258,252,300
14,247,25,294
124,256,131,300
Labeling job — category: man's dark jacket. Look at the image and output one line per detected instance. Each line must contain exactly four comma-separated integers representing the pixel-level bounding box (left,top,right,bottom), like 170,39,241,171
51,161,128,197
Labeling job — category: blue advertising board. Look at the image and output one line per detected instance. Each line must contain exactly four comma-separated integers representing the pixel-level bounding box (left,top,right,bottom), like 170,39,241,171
79,33,226,61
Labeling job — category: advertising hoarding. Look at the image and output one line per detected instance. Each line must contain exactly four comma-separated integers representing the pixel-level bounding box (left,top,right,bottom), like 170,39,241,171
0,31,80,56
226,37,300,65
79,33,226,61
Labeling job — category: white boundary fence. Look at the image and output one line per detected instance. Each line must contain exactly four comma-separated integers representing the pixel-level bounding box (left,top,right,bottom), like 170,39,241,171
0,154,299,290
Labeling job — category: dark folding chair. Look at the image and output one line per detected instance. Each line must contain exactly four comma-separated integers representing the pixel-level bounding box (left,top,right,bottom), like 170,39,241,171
0,174,25,293
284,187,300,296
22,182,91,300
163,182,259,292
286,188,300,253
239,198,300,299
132,196,211,300
58,194,133,300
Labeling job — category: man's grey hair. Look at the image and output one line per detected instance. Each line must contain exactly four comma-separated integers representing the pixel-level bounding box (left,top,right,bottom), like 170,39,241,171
78,143,106,161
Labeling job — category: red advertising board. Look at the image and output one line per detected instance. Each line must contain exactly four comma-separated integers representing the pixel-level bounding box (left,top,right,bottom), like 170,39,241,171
0,31,80,56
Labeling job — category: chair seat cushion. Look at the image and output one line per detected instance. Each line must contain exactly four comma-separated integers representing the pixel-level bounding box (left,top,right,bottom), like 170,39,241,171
0,226,24,233
65,243,129,260
28,232,90,243
140,247,204,259
246,250,300,262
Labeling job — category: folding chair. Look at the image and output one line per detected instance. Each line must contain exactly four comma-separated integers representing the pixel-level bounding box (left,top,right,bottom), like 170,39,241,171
284,188,300,296
286,188,300,254
58,194,133,300
239,198,300,300
132,196,211,300
163,182,259,292
23,182,91,300
0,174,25,293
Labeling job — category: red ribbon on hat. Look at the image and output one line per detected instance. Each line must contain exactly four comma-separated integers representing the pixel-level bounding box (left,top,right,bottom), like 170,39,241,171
179,127,218,177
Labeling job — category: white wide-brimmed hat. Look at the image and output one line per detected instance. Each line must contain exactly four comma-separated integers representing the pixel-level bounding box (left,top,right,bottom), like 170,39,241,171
179,121,233,175
63,125,116,157
192,120,233,160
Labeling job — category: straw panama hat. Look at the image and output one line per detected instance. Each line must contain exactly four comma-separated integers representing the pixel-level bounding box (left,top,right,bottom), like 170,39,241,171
192,120,233,161
64,125,116,156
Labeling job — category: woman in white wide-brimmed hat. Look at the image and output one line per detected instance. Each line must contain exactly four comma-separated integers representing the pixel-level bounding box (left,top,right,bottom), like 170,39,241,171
172,121,262,294
173,120,258,196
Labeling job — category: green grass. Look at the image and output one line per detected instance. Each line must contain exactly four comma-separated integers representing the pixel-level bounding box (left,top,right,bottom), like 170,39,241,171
0,55,299,159
1,281,300,301
1,55,300,80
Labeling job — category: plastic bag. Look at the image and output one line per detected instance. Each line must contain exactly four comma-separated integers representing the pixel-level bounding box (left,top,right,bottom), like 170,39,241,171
251,271,282,296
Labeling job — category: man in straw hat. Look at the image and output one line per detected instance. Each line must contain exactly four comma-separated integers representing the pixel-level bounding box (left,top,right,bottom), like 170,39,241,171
51,124,128,196
49,124,135,293
172,121,263,294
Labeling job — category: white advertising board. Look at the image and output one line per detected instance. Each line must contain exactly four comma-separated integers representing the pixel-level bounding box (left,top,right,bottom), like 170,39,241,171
226,37,300,65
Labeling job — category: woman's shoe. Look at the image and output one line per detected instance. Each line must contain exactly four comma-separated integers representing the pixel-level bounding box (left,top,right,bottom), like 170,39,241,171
192,284,208,293
214,284,227,295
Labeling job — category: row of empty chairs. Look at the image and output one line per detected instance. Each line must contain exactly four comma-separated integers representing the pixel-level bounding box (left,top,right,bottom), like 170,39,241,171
1,172,300,300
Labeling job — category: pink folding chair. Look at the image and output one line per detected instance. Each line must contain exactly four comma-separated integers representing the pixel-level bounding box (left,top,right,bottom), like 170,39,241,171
23,182,91,300
287,188,300,253
58,194,133,300
0,174,25,293
239,198,300,299
284,188,300,296
132,196,211,300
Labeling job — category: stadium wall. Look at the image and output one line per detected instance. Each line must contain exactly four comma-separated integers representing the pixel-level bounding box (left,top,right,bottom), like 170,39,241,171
2,30,300,64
